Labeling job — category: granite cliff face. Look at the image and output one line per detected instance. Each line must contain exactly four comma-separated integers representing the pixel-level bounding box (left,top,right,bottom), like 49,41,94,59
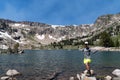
0,13,120,49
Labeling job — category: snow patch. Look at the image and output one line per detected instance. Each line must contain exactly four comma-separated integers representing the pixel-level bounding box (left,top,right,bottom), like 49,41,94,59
24,28,30,31
0,31,24,44
82,32,87,36
14,23,21,26
57,36,66,41
49,35,57,40
0,31,12,39
89,24,94,27
36,34,45,40
49,35,65,41
49,35,53,39
51,25,65,29
0,45,8,49
73,24,78,26
12,23,27,27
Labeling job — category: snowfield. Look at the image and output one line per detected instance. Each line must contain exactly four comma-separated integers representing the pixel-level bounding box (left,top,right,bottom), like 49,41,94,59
51,25,65,29
36,34,45,40
0,31,26,45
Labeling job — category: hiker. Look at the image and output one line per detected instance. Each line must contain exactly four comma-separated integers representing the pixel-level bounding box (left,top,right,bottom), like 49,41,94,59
82,41,92,76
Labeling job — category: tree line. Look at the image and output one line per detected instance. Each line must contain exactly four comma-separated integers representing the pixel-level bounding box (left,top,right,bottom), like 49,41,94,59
49,30,120,49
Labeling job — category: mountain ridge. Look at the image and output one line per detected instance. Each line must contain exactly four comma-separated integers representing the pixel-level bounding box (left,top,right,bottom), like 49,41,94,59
0,13,120,50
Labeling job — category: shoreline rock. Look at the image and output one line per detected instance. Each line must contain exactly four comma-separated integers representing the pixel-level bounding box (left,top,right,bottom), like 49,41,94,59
6,69,20,76
69,69,120,80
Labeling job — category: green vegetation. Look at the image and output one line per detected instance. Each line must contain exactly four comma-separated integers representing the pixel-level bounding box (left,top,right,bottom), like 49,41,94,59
99,31,114,47
111,35,120,47
114,38,119,47
13,43,19,53
45,25,120,49
7,47,13,53
1,43,20,54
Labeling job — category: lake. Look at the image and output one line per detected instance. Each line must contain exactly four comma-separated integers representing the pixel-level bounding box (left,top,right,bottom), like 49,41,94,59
0,50,120,80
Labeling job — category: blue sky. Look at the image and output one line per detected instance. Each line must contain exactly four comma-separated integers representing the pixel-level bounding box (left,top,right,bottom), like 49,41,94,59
0,0,120,25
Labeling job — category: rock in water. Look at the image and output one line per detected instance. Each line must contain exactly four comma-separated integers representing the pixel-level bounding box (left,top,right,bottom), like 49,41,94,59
90,70,94,75
84,70,88,75
1,76,9,80
112,77,120,80
105,75,112,80
8,77,17,80
76,74,81,80
6,69,20,76
85,77,96,80
81,73,86,80
112,69,120,77
69,77,74,80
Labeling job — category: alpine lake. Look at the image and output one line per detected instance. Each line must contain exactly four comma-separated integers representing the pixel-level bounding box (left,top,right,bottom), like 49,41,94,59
0,50,120,80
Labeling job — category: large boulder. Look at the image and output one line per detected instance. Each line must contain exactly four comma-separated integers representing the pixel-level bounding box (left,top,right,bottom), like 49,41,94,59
112,69,120,77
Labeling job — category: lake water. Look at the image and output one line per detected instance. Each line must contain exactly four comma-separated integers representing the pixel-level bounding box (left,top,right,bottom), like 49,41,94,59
0,50,120,80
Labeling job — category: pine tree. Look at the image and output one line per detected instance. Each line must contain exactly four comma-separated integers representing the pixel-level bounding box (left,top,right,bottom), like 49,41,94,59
114,38,119,47
99,31,114,47
13,43,19,53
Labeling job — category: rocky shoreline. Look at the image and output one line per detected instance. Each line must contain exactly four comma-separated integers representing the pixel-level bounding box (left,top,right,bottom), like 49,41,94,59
0,46,119,54
91,46,120,51
1,69,120,80
68,69,120,80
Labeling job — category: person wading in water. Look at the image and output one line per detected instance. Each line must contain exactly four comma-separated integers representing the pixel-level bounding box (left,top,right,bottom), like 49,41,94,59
82,41,92,76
